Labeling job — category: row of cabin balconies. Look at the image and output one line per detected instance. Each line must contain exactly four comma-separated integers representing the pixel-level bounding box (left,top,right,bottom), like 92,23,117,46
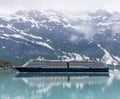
23,60,105,68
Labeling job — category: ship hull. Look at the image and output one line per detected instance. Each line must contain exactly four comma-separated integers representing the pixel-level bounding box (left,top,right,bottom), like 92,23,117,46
14,67,109,73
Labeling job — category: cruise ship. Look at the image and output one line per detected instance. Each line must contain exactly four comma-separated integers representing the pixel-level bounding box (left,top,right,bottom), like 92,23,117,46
14,59,109,73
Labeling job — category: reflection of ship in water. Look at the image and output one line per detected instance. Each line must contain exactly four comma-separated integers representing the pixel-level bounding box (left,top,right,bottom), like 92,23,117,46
15,73,110,91
16,72,109,82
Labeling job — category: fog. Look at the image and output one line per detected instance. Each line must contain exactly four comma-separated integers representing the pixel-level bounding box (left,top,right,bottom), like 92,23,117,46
0,0,120,14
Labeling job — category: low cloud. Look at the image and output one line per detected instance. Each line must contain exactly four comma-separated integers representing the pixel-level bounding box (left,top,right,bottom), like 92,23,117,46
70,24,94,42
1,0,120,14
108,13,120,34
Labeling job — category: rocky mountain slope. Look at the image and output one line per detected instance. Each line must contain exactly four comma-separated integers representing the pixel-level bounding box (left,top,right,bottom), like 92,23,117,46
0,9,120,65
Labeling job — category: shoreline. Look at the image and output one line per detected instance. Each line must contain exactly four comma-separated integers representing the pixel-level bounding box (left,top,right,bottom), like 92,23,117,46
0,68,15,73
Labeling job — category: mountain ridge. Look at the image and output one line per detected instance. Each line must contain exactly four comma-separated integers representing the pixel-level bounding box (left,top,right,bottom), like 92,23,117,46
0,9,120,65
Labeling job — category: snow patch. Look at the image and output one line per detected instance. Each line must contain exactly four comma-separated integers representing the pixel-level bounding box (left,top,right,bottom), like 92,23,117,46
0,30,4,33
2,46,6,49
36,56,45,61
83,55,90,60
0,24,5,27
97,44,118,65
36,41,54,50
16,56,19,59
97,22,111,26
73,53,83,60
0,36,9,40
11,34,24,39
63,23,72,28
46,38,51,42
113,56,120,63
62,52,83,61
2,34,24,39
20,30,43,40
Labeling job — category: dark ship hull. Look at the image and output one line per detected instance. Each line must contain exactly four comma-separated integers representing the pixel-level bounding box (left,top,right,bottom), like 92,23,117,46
15,67,109,73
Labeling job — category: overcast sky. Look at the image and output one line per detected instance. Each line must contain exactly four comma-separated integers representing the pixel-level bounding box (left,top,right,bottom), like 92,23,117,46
0,0,120,14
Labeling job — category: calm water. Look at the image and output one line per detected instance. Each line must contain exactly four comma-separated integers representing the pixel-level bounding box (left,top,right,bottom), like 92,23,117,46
0,69,120,99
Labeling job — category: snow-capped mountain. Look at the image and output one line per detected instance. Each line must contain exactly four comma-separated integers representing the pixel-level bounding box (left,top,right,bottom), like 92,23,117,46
0,9,120,65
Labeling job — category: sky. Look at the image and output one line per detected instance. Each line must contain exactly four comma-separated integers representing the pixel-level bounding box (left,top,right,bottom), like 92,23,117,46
0,0,120,14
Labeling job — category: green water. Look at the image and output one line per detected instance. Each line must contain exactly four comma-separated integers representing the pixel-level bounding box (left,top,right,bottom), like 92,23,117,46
0,70,120,99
